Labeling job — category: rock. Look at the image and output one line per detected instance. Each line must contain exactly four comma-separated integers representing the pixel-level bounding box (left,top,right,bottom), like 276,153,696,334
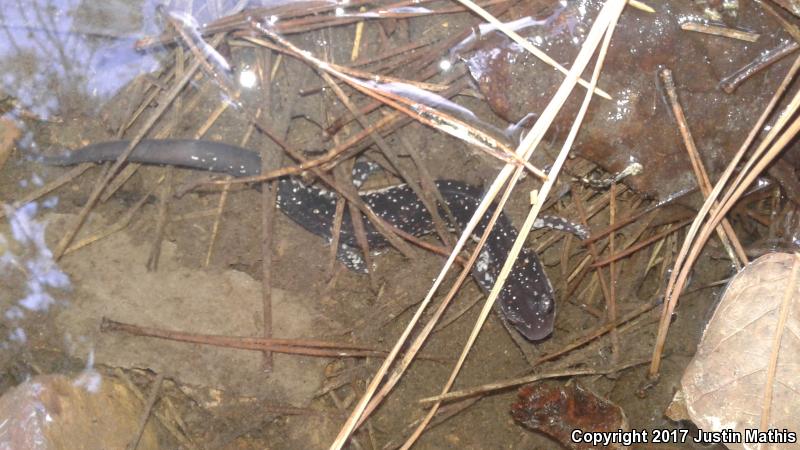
0,373,161,450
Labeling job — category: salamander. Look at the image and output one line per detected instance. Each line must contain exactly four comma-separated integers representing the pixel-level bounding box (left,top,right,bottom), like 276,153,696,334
44,139,586,341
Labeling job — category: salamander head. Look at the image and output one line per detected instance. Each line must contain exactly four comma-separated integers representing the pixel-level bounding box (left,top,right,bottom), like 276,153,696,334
497,249,555,341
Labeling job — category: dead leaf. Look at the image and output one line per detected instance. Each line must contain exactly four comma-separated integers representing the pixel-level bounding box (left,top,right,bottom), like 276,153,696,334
677,252,800,449
512,382,628,450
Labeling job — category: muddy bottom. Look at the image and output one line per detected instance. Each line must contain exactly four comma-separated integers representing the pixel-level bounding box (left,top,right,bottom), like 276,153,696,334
0,0,785,448
0,148,738,449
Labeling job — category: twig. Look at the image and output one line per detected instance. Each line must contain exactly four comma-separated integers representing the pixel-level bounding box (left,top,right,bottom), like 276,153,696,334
245,30,545,178
419,358,650,404
0,163,91,219
608,182,620,362
432,294,484,333
591,219,692,267
331,3,626,446
202,113,396,187
453,0,611,99
127,373,164,450
351,8,365,61
53,34,224,259
573,189,615,353
204,176,231,266
400,132,459,244
660,67,747,268
680,22,760,42
581,189,695,246
337,159,378,288
101,318,396,358
328,392,365,450
757,0,800,43
329,195,348,277
650,52,800,378
627,0,654,12
320,71,454,247
102,49,197,204
261,179,278,371
397,5,625,447
147,167,173,271
719,41,798,93
63,182,161,255
135,0,507,49
115,368,196,449
381,398,481,450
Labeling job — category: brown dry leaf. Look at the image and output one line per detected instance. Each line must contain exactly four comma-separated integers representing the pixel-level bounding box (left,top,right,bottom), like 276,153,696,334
679,252,800,449
512,382,628,450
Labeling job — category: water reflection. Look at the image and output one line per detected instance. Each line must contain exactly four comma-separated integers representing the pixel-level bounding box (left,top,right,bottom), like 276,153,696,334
0,0,268,121
1,201,70,349
0,0,277,385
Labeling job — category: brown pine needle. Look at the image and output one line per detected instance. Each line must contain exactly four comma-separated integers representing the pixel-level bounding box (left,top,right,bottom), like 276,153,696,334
398,3,626,447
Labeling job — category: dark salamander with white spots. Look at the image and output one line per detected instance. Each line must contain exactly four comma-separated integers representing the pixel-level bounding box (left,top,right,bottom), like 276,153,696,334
45,139,587,341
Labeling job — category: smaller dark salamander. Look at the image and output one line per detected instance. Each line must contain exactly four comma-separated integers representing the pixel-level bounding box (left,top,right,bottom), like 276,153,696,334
44,139,587,341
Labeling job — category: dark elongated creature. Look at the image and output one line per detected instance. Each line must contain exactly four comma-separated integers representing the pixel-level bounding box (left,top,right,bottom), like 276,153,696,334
44,139,585,341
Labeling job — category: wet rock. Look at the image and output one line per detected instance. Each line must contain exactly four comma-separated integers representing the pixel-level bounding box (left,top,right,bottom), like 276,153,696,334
0,373,161,450
461,0,795,200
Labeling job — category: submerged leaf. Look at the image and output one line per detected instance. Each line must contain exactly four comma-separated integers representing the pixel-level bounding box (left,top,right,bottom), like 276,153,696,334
679,252,800,449
512,382,628,449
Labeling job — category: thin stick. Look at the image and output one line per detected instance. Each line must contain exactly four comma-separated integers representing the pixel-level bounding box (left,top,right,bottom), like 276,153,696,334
608,182,620,362
101,318,395,358
757,0,800,43
147,167,173,271
719,41,798,94
203,113,396,187
351,9,364,61
398,6,624,447
660,68,747,268
245,31,545,179
205,176,231,266
627,0,654,12
115,369,196,449
650,53,800,378
329,196,348,277
0,163,91,219
320,71,454,248
330,3,624,446
339,159,377,288
419,359,648,404
53,35,223,259
402,188,547,445
256,48,275,373
680,22,760,42
581,190,694,246
433,294,484,333
261,179,278,372
382,398,481,450
127,373,164,450
454,0,611,99
103,46,210,204
63,182,161,255
591,219,692,267
573,191,614,331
